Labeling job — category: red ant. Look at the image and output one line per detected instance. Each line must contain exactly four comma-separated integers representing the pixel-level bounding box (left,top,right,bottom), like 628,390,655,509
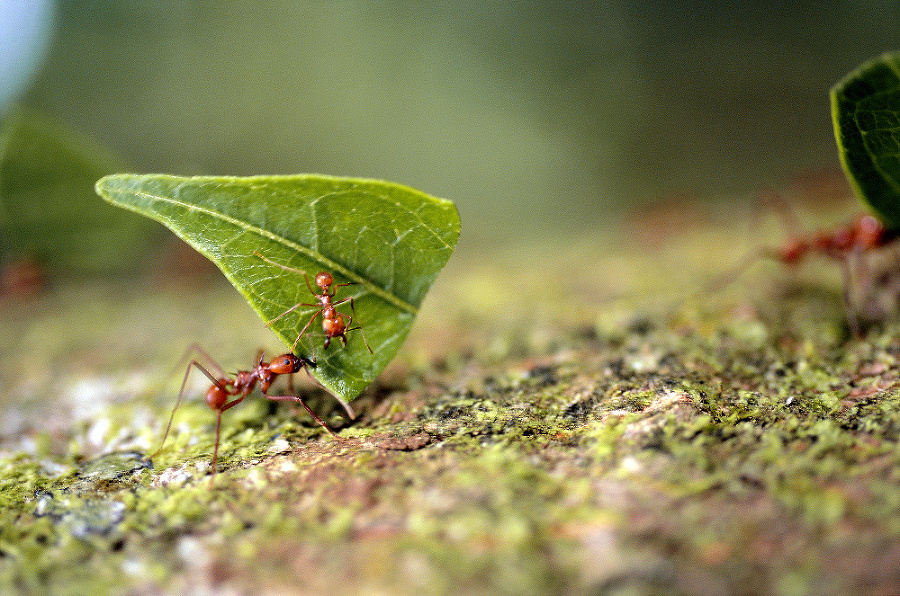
151,345,355,474
255,252,373,354
712,208,900,337
766,213,896,266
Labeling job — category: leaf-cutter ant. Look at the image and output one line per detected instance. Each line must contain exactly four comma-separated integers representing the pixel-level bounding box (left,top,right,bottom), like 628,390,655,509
255,252,373,354
151,345,354,474
711,207,900,337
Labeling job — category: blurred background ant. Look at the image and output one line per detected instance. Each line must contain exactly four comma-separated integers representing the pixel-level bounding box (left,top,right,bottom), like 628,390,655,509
708,189,900,337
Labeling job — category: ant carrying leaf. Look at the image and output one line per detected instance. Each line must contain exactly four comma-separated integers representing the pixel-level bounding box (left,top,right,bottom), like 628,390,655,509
151,345,355,474
96,173,460,400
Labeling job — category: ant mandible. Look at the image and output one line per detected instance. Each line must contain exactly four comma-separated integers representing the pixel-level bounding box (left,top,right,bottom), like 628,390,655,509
151,345,354,474
255,252,373,355
713,209,900,337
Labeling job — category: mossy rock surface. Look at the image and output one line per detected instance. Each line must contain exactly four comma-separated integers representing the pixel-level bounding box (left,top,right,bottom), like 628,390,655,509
3,196,900,595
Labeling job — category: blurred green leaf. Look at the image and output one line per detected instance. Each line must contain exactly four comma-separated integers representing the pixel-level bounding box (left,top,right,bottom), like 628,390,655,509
831,52,900,229
95,173,460,399
0,109,159,273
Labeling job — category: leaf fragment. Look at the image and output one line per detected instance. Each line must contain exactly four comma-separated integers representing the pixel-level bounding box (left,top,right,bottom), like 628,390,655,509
96,173,460,399
832,52,900,229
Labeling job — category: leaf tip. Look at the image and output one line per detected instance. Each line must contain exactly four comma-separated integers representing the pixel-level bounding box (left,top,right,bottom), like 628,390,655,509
94,173,127,199
94,174,110,196
95,173,139,205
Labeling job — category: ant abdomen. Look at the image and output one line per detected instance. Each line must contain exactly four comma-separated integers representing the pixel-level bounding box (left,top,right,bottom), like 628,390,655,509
206,381,230,411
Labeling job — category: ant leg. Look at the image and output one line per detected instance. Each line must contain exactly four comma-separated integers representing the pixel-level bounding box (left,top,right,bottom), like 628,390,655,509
266,301,322,335
344,323,373,354
285,372,356,420
255,251,307,276
179,343,227,378
840,252,864,339
264,391,340,438
283,370,303,420
150,358,227,461
206,391,251,474
346,297,373,353
700,247,785,297
304,274,317,296
332,394,356,420
255,252,326,329
211,409,223,474
758,188,801,236
289,364,355,419
265,302,308,327
292,310,322,351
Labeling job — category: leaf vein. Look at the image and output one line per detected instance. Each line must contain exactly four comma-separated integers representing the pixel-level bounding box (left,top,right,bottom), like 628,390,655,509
130,189,417,313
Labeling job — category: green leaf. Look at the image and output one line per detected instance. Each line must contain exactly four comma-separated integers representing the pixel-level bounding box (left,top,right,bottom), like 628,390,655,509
0,109,160,273
95,173,460,400
831,51,900,230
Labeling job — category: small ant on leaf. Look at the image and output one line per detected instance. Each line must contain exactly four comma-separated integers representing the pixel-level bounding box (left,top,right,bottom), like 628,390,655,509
711,194,900,336
151,345,355,474
255,252,373,355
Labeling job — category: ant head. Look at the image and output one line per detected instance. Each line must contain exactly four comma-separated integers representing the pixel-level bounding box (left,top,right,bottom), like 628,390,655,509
315,272,333,290
856,214,885,248
268,354,306,375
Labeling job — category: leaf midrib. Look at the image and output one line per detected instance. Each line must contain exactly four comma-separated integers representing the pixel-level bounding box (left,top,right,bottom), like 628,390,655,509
128,189,417,314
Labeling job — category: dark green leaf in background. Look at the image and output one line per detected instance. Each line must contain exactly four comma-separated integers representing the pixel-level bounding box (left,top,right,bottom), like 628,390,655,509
0,109,159,274
95,174,460,400
831,51,900,230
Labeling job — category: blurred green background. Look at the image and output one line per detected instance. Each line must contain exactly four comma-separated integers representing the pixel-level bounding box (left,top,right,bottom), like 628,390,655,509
4,0,900,252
